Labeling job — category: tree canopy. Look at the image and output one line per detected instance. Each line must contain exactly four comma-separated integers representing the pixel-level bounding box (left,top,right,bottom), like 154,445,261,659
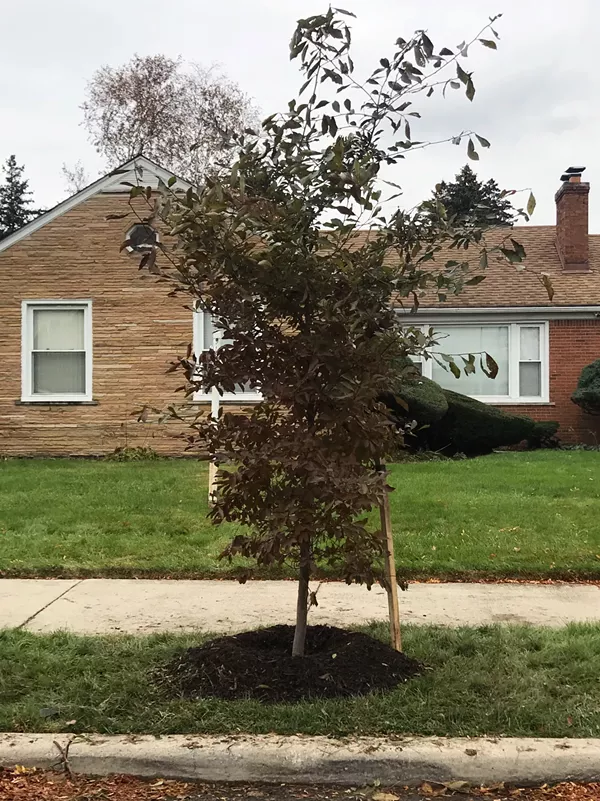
433,164,515,226
82,54,258,185
0,156,43,240
127,9,542,657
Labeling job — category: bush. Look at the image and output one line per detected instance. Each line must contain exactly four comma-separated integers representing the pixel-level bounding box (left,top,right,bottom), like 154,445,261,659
383,371,545,456
106,446,160,461
527,421,560,449
384,371,448,424
427,389,536,456
572,359,600,416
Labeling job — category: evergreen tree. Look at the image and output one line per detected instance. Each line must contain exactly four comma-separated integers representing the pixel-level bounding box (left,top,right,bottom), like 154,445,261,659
434,164,514,226
0,155,43,240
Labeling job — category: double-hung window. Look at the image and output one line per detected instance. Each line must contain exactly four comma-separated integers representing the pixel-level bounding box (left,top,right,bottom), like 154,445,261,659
21,301,93,402
192,308,261,401
413,321,549,403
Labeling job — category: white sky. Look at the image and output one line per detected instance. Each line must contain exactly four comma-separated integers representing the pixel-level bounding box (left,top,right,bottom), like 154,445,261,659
1,0,599,227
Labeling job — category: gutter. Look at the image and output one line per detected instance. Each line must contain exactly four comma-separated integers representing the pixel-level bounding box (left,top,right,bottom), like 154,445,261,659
395,305,600,321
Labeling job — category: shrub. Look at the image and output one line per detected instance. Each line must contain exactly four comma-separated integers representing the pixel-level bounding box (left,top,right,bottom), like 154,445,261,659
527,421,560,449
428,389,536,456
571,359,600,416
106,446,159,461
384,374,538,456
384,370,448,425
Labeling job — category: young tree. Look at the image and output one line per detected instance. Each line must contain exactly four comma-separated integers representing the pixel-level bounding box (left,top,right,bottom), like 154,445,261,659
0,155,43,240
82,55,258,185
433,164,515,226
129,10,540,657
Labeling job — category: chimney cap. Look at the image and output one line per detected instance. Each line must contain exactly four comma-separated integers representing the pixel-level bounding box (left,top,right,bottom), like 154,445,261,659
560,166,586,182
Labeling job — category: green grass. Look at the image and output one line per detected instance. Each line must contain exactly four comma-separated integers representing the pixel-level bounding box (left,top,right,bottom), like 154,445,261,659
0,451,599,579
1,623,599,738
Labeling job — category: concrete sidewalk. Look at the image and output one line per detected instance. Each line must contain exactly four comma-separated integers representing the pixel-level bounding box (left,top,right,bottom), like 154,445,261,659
1,578,599,634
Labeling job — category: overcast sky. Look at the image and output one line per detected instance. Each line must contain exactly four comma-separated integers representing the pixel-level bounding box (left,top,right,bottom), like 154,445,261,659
2,0,598,228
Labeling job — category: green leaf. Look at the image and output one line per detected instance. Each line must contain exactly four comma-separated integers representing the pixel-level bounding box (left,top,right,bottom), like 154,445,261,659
449,360,461,379
334,7,356,16
479,38,497,49
465,274,486,285
510,238,526,259
329,117,338,137
476,134,491,148
167,175,177,187
527,191,536,216
467,138,479,161
456,63,469,84
462,355,476,375
466,77,475,101
479,250,488,270
332,100,340,113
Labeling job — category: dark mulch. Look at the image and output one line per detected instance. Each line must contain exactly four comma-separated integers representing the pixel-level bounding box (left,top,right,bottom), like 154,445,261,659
161,624,424,703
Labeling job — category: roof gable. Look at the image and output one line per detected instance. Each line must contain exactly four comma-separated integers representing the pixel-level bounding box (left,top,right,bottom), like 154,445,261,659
0,156,192,255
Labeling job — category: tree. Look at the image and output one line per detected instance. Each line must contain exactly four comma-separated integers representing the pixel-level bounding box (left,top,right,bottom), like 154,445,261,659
61,160,90,196
0,156,43,240
82,55,258,185
128,10,541,657
433,164,515,226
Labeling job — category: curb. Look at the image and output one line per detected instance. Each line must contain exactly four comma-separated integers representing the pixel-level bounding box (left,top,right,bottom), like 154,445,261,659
1,734,600,786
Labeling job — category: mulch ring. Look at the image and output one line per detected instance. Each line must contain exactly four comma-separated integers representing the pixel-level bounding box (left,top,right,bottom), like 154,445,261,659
160,624,424,703
2,770,600,801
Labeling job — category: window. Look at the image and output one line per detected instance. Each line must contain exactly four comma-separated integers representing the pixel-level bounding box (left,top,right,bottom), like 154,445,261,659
192,309,261,401
413,322,548,403
125,224,159,253
21,301,92,401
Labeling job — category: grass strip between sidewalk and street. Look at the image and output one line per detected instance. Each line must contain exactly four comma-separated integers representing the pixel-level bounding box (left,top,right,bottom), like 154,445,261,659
0,451,599,580
1,622,599,739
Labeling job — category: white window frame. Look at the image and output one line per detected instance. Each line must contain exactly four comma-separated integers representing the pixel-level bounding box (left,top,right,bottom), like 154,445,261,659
192,309,262,402
413,321,549,404
21,300,93,402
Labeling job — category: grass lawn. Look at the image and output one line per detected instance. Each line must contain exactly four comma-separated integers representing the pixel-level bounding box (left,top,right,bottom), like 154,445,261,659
1,623,599,738
0,451,598,579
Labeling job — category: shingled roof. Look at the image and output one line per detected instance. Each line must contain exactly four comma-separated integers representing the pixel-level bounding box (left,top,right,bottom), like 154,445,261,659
416,225,600,309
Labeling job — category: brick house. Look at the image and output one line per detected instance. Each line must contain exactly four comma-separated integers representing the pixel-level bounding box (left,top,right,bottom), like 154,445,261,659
0,156,599,455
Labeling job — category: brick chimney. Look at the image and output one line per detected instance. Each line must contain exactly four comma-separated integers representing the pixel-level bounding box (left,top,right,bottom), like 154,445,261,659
555,166,590,272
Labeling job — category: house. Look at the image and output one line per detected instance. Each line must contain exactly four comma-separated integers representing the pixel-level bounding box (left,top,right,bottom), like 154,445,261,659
0,156,599,456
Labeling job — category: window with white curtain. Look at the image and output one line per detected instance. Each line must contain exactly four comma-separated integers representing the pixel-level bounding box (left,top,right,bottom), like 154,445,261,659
413,321,548,403
192,309,261,401
21,301,92,401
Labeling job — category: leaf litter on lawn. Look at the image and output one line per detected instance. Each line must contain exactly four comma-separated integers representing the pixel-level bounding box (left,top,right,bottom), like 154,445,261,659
1,771,600,801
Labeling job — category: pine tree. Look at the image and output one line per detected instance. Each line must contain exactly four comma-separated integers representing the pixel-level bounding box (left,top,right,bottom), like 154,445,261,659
434,164,514,226
0,155,43,240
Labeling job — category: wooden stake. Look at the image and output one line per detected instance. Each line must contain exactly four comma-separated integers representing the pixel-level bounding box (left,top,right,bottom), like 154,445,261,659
208,386,220,506
379,464,402,652
208,460,218,507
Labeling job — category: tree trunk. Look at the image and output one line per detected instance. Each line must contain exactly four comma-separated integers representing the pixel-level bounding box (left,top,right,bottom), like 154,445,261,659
292,541,311,657
377,461,402,652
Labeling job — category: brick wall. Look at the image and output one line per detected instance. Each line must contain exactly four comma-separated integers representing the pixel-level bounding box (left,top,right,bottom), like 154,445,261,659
495,319,600,444
0,193,211,456
2,193,599,454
